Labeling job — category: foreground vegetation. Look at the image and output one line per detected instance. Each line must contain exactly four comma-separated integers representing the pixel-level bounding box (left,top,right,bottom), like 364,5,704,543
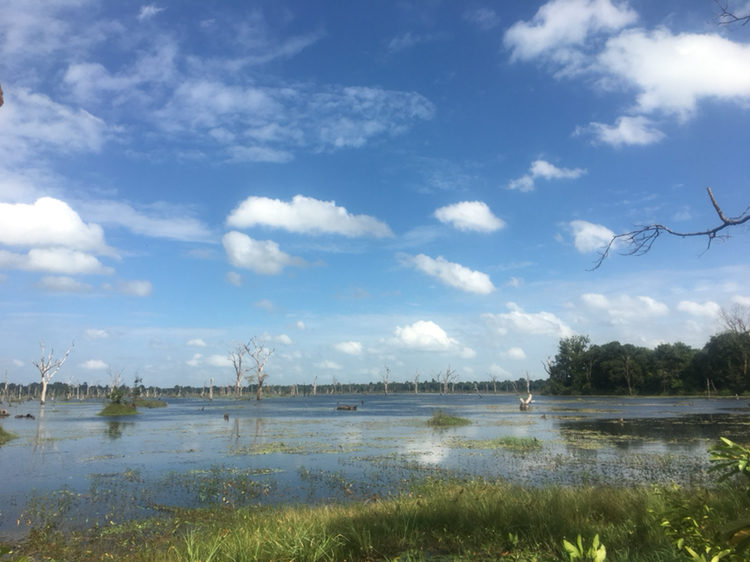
427,409,471,427
4,478,749,562
0,425,16,445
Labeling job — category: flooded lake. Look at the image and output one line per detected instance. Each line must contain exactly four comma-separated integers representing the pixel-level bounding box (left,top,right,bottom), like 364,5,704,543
1,394,749,539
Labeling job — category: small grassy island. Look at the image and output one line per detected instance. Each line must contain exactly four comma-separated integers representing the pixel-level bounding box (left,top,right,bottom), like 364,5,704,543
97,402,139,416
427,408,471,427
0,425,17,445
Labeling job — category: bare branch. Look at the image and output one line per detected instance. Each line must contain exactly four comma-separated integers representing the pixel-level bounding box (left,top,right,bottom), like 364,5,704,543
592,187,750,269
714,0,750,26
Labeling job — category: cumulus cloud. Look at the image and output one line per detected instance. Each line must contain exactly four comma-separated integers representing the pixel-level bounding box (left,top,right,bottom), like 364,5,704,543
502,347,527,360
186,353,202,367
482,303,574,338
575,115,666,146
504,0,637,65
433,201,505,232
388,320,467,354
399,254,495,295
82,359,108,370
334,341,363,355
568,220,615,253
226,195,393,238
508,159,586,192
316,360,342,370
37,275,92,293
581,293,669,322
187,338,207,347
0,198,115,255
0,248,114,275
677,300,721,318
597,28,750,119
222,231,306,275
207,354,233,367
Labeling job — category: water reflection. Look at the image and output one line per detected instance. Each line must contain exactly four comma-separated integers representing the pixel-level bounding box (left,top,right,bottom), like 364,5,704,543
105,421,134,440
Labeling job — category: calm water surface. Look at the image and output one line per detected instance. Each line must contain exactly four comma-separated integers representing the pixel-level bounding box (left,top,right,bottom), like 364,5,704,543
1,394,748,539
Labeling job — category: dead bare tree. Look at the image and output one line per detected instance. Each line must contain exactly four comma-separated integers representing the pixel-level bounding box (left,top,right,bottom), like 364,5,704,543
229,344,249,399
209,377,214,401
714,0,750,26
413,370,420,394
719,304,750,334
381,365,390,396
439,366,457,394
245,337,274,401
593,187,750,269
488,373,498,394
32,340,74,405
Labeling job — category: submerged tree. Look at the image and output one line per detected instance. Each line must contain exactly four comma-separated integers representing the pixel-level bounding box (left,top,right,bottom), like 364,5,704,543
32,340,74,405
246,337,273,401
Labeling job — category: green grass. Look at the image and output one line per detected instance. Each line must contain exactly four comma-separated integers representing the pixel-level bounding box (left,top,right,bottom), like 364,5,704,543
134,398,167,408
11,479,750,561
97,403,140,416
427,409,471,428
0,425,17,445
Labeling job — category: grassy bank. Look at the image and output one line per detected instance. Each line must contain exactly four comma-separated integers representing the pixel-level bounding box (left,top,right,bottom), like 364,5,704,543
10,478,750,561
0,425,16,445
134,398,167,408
97,403,139,416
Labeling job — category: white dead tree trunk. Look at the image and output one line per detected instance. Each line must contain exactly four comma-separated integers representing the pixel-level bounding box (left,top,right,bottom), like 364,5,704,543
32,340,74,406
520,371,533,411
439,366,457,395
229,344,249,399
312,376,317,396
209,377,213,401
381,365,390,395
246,337,273,401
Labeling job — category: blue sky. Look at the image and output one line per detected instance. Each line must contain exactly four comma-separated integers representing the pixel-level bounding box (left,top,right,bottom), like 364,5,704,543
1,0,749,389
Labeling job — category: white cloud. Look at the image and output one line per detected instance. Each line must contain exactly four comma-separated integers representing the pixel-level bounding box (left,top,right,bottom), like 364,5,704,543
227,145,294,163
274,334,294,345
186,353,203,367
489,364,512,378
207,354,233,367
223,231,306,275
187,338,207,347
0,198,115,255
0,248,114,275
78,200,213,242
597,28,750,119
731,296,750,307
12,359,24,367
37,275,92,293
399,254,495,295
504,0,637,65
389,320,460,352
433,201,505,232
575,115,666,146
316,360,342,370
296,321,306,330
82,359,108,370
119,280,153,297
502,347,527,360
568,220,615,253
225,271,243,286
581,293,669,321
138,4,165,21
482,303,574,337
0,89,115,164
509,159,586,192
677,300,721,318
84,329,110,339
334,341,363,355
459,347,477,359
463,8,501,30
255,299,274,311
226,195,393,238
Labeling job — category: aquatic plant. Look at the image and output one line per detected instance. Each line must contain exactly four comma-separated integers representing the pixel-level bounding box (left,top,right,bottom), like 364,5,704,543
97,403,139,416
0,425,17,445
426,409,470,427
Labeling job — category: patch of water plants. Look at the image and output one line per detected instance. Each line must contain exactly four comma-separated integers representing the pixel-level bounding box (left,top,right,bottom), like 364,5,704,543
0,425,16,445
427,409,471,428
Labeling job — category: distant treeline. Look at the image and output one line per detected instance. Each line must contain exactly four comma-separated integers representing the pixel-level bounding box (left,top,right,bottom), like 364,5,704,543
1,377,548,401
545,329,750,396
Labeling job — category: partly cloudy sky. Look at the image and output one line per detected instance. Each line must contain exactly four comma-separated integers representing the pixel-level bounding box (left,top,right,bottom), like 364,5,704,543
1,0,748,387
